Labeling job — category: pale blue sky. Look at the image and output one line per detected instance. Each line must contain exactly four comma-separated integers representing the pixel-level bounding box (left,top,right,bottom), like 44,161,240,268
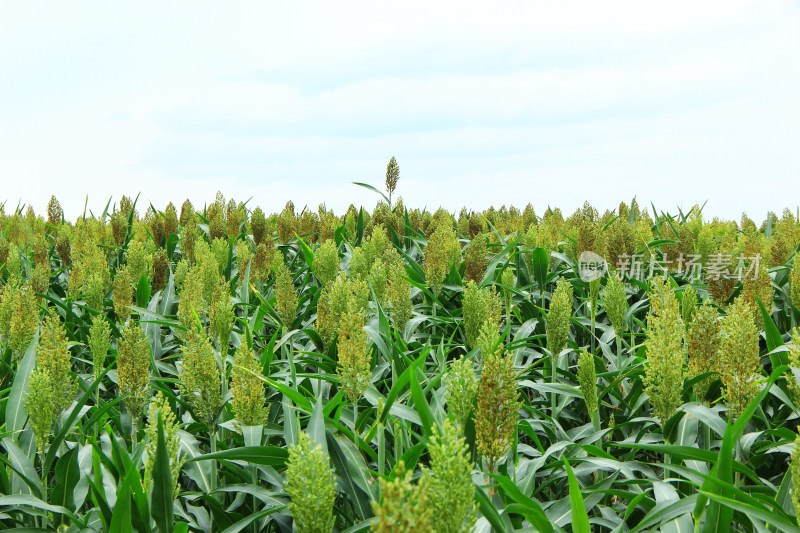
1,1,799,221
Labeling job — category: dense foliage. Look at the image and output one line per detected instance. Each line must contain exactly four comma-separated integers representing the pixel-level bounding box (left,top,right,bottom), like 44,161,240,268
1,184,800,532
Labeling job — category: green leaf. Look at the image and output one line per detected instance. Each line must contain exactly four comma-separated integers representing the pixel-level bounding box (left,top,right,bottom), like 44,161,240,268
187,446,289,467
564,458,591,533
531,247,549,293
151,413,173,533
136,273,151,308
6,331,39,438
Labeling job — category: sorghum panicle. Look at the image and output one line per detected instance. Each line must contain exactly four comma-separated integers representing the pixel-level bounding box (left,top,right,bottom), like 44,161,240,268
113,266,134,325
444,355,478,430
231,342,268,427
143,392,185,499
720,297,761,419
475,346,519,472
427,419,477,533
336,302,371,403
787,328,800,406
273,254,298,329
463,281,502,351
180,330,223,430
117,323,151,423
577,350,598,415
644,276,685,425
604,274,628,337
547,279,573,358
89,314,112,382
687,301,721,402
372,461,432,533
285,432,336,533
37,311,77,414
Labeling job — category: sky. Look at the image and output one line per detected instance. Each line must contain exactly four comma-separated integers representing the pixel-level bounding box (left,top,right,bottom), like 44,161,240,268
1,1,799,222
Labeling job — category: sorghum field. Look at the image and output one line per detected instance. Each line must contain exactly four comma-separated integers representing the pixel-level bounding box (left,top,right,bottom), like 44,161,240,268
2,176,800,531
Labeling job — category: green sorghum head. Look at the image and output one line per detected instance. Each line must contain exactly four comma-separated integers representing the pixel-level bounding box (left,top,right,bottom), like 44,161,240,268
227,201,244,239
252,242,273,284
462,281,502,351
250,207,267,245
720,297,761,419
46,195,63,228
26,367,56,459
180,330,222,430
348,246,369,280
277,201,296,244
372,460,432,533
8,282,40,361
426,419,477,533
603,274,628,337
444,355,478,431
231,342,268,427
475,347,519,472
316,274,369,348
577,350,598,416
126,240,153,287
37,311,77,414
146,207,166,247
644,276,685,425
423,224,461,296
56,231,71,266
385,156,400,198
787,328,800,406
118,323,151,423
110,210,127,247
336,301,371,403
687,301,721,402
163,202,178,237
179,199,195,227
367,257,388,305
741,260,773,329
143,392,185,500
386,258,412,332
114,266,134,325
209,281,235,352
464,233,488,283
285,432,336,533
173,259,189,293
791,259,800,311
208,207,227,242
235,240,252,287
547,279,573,358
210,238,229,273
272,254,298,330
314,240,339,287
89,314,112,383
681,285,698,326
152,248,169,293
30,262,50,301
791,429,800,519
